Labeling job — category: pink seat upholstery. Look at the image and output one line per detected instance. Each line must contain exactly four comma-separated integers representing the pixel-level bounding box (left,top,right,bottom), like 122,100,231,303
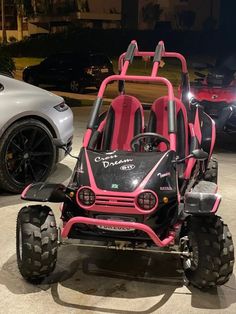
102,95,144,151
148,96,189,158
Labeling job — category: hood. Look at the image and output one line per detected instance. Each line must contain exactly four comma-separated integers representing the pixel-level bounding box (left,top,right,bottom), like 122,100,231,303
0,74,63,104
191,85,236,103
86,150,166,192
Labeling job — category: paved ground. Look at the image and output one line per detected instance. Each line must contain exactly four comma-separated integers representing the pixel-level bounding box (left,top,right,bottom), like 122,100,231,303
0,105,236,314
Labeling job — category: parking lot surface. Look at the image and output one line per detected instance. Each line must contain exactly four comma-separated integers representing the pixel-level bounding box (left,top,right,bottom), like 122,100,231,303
0,106,236,314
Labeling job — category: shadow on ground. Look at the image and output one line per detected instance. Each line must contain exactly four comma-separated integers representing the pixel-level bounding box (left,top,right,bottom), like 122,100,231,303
1,245,235,313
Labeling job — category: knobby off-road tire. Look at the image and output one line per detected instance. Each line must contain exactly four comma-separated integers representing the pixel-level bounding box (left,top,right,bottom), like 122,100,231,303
204,157,218,184
0,119,56,193
182,215,234,289
16,205,58,283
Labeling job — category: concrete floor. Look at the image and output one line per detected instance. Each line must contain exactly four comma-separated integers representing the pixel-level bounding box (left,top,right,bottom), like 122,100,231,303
0,106,236,314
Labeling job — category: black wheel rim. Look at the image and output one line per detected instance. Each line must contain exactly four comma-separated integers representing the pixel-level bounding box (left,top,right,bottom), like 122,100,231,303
70,80,80,92
5,125,54,186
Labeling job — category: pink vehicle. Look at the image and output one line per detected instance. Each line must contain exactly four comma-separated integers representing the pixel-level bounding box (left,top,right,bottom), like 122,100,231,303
16,40,234,289
190,55,236,133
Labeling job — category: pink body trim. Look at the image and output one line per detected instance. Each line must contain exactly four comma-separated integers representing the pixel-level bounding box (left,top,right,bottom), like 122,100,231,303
151,62,159,77
209,117,216,158
120,61,129,76
184,123,196,179
61,216,176,247
194,108,202,144
21,184,32,199
118,53,126,72
83,129,93,148
211,194,221,213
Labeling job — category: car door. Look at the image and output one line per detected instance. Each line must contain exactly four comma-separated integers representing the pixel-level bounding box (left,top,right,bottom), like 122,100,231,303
37,55,61,85
53,55,74,84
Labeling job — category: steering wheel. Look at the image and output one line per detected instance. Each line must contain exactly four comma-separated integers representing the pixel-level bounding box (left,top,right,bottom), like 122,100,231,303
130,132,170,152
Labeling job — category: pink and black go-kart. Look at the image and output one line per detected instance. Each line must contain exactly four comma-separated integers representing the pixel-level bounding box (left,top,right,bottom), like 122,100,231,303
16,41,234,289
190,55,236,133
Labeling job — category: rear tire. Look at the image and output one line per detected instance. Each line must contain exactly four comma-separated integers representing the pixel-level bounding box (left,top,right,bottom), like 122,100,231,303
204,157,218,184
181,216,234,289
16,205,58,283
69,80,82,93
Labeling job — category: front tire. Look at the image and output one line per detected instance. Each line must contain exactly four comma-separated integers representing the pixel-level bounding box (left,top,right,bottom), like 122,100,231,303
0,119,56,193
181,216,234,289
16,205,58,283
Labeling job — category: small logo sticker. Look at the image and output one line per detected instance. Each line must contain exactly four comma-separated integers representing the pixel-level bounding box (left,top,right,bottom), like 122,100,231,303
120,164,135,171
111,184,119,189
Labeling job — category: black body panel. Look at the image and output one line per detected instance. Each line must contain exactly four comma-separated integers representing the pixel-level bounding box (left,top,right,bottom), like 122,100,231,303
184,192,220,215
21,182,66,202
87,150,166,192
70,148,90,188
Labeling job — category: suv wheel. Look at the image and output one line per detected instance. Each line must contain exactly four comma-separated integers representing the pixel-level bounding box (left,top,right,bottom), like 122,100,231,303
69,80,82,93
0,119,56,193
181,216,234,289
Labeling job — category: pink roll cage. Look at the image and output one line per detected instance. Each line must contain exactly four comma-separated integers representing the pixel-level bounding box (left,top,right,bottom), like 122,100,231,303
83,40,190,152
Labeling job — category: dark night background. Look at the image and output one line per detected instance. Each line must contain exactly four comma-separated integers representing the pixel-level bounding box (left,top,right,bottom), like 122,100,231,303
1,0,236,59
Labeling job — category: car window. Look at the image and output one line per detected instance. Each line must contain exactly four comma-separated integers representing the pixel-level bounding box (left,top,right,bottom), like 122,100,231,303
41,56,60,67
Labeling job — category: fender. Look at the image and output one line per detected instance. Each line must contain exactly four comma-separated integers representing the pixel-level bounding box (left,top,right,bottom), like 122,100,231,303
21,182,66,202
184,192,221,215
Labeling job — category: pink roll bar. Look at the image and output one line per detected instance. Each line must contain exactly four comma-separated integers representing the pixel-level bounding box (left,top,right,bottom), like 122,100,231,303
118,40,188,74
61,216,176,247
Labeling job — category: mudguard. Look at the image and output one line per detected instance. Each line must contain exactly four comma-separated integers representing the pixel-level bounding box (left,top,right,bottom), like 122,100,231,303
21,182,66,202
184,192,221,215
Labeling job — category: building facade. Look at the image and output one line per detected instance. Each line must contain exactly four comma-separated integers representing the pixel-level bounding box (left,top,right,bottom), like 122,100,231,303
1,0,221,41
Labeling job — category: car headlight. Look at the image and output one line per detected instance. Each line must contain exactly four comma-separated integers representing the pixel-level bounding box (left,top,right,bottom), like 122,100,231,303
136,191,157,211
54,102,69,112
76,187,96,207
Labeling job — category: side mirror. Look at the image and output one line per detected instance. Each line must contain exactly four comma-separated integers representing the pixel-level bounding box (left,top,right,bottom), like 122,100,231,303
191,149,209,160
175,149,208,164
